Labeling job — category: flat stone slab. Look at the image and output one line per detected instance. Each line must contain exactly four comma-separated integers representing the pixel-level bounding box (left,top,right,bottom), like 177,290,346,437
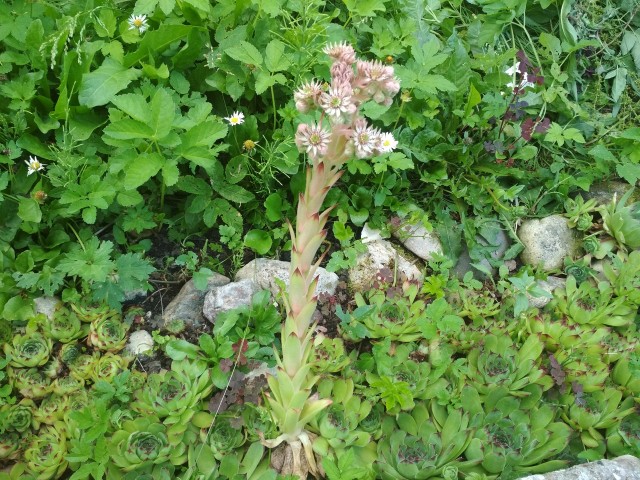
390,219,443,261
521,455,640,480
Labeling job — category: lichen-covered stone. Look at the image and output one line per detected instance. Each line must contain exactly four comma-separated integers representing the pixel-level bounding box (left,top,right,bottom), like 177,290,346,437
202,279,261,324
391,220,443,261
519,215,579,271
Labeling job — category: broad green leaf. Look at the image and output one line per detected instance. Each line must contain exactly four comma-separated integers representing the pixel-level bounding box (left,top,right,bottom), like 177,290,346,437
244,229,272,254
2,295,34,321
124,25,194,67
124,153,164,189
226,41,263,66
78,58,141,108
177,175,211,195
264,40,289,72
103,118,154,140
57,238,115,283
82,206,97,224
616,161,640,185
264,193,283,222
255,71,280,94
180,119,227,149
17,198,42,223
117,190,144,206
162,160,180,186
112,93,149,123
149,88,175,140
588,144,617,163
612,68,627,103
342,0,387,16
134,0,159,15
210,160,255,203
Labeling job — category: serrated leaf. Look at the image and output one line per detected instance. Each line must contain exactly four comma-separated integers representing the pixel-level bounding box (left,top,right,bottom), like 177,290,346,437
226,41,263,66
112,93,150,123
588,144,617,162
117,190,143,206
103,118,154,140
210,160,254,203
177,175,211,195
124,153,164,189
616,161,640,185
134,0,159,15
78,58,141,108
149,87,174,140
264,39,289,72
57,238,115,283
17,198,41,223
181,119,227,149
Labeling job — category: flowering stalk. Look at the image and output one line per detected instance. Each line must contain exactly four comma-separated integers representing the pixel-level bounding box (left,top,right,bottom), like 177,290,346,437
262,43,399,479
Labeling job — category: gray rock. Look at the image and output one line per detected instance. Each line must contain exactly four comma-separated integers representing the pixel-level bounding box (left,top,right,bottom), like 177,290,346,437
454,228,511,279
162,273,230,328
348,240,423,292
527,276,565,308
235,258,339,298
520,455,640,480
579,180,638,207
125,330,154,356
391,220,443,261
202,279,261,324
519,215,579,271
33,296,61,320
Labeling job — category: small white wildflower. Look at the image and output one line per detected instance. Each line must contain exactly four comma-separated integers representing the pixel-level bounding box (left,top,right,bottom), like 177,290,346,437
505,62,520,76
128,14,148,34
377,132,398,153
224,111,245,126
25,156,45,176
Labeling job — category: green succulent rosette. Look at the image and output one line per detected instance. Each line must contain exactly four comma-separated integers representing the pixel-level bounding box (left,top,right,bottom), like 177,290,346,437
376,402,477,479
23,424,68,480
612,353,640,398
45,306,87,343
4,332,51,368
58,342,83,365
51,375,85,396
242,403,277,442
548,276,635,327
88,313,129,353
2,398,36,432
343,289,426,343
599,187,640,250
131,360,213,444
0,430,21,460
465,334,552,398
108,416,186,472
8,367,51,399
195,414,246,461
91,353,130,383
463,388,571,478
34,394,68,426
560,385,636,450
606,406,640,457
70,302,114,323
68,353,99,381
359,403,385,440
310,334,351,374
547,349,610,393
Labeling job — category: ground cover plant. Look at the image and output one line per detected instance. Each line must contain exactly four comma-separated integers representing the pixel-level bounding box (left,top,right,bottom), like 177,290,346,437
0,0,639,479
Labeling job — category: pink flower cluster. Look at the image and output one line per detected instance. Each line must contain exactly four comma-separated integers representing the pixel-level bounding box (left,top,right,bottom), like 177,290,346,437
294,42,399,161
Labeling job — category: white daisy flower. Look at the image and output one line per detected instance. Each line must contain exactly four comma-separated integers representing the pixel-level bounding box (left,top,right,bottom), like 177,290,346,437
504,62,520,76
128,14,148,33
25,156,45,176
224,111,245,126
377,132,398,153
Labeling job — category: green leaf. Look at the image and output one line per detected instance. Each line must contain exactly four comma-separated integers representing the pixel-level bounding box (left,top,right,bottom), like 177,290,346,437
616,161,640,185
134,0,160,15
180,119,227,149
177,175,211,195
17,198,41,223
612,68,627,103
264,193,284,221
342,0,387,16
544,122,566,146
78,58,141,108
112,93,150,123
117,190,144,207
264,40,290,72
124,153,164,190
2,295,34,321
57,238,115,283
225,41,263,66
387,152,413,170
244,229,272,254
124,25,194,67
210,160,255,203
149,87,175,140
116,253,155,291
588,144,617,163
